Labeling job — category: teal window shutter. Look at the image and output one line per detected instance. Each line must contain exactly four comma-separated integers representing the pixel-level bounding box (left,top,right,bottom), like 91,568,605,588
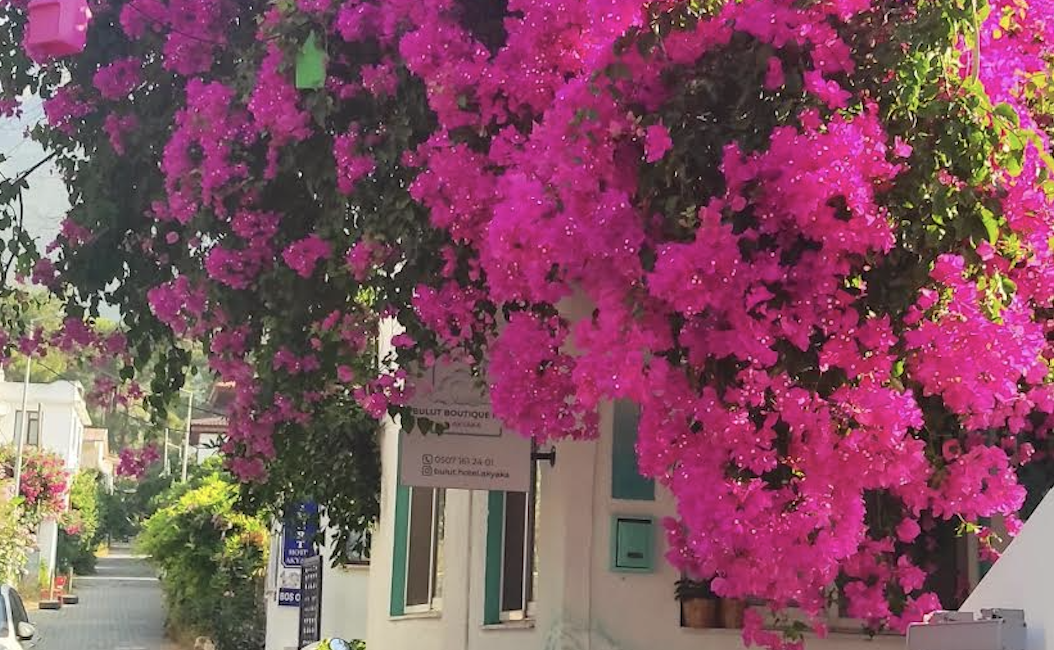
389,483,410,617
483,491,504,625
611,400,654,501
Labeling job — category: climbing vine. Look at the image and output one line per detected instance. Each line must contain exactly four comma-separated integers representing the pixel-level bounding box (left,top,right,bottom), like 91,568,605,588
0,0,1053,644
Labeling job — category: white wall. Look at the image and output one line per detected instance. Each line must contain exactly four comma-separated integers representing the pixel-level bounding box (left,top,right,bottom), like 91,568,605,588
35,518,59,581
265,520,370,650
321,564,369,641
0,380,90,471
194,433,221,464
265,528,301,650
960,489,1054,650
366,400,905,650
0,381,90,585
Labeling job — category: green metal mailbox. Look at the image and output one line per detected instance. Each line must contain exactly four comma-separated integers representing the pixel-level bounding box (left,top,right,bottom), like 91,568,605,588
611,515,655,573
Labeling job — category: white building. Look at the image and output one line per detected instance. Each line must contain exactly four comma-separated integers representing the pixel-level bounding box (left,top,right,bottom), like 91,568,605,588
189,382,237,465
264,519,370,650
363,316,989,650
79,427,115,493
0,379,90,583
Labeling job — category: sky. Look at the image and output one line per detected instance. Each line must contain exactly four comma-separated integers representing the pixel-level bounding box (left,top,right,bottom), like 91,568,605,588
1,97,121,319
0,95,70,253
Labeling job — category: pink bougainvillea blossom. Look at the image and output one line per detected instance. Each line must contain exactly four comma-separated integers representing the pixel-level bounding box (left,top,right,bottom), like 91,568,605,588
12,0,1054,646
282,235,331,278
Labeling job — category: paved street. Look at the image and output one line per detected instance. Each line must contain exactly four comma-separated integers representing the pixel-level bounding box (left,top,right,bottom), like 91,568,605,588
31,548,180,650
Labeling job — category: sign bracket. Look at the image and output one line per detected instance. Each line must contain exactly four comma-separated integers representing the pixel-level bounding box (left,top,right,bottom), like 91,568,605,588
531,446,557,468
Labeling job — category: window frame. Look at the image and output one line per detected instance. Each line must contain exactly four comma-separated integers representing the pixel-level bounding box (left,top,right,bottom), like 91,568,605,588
485,463,540,625
8,590,28,627
392,485,445,617
13,409,41,448
825,528,979,633
750,531,981,635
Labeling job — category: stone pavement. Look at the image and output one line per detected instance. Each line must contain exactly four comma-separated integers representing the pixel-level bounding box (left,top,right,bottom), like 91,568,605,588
31,547,181,650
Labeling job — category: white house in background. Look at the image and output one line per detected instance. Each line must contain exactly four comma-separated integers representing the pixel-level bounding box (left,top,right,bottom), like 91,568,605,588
79,427,115,493
188,382,235,465
363,313,991,650
0,379,91,583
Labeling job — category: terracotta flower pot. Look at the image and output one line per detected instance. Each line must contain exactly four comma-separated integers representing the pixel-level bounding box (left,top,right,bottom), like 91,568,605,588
720,599,746,629
681,597,719,629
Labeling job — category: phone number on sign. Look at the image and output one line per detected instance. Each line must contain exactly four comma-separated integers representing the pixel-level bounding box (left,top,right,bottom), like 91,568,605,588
426,454,495,467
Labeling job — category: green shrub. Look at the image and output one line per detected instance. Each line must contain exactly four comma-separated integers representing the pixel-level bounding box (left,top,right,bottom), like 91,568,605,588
102,468,180,542
0,488,33,585
58,469,106,574
138,470,268,650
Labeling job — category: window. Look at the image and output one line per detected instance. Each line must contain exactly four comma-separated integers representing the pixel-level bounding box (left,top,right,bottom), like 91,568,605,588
340,528,372,566
397,487,445,613
485,468,540,624
827,518,979,633
13,410,40,447
612,400,654,501
9,590,28,627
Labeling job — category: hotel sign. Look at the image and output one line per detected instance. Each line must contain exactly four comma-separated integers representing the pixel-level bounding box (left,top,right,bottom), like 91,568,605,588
400,362,531,492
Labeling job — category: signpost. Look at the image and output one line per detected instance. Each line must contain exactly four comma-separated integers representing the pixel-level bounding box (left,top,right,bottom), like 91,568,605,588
283,502,319,567
279,501,318,608
298,555,323,648
400,362,531,492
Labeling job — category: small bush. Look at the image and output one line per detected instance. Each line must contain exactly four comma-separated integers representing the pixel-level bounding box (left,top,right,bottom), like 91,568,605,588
58,469,107,574
138,469,268,650
0,487,33,585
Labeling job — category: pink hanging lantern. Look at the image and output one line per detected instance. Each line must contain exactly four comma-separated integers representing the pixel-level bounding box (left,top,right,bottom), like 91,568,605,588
26,0,91,61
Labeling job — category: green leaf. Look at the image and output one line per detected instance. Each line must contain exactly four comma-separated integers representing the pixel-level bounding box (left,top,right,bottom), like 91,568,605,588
993,103,1020,127
1003,142,1025,177
979,207,1000,244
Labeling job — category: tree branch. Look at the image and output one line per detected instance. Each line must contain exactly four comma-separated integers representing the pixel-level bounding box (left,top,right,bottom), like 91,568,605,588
0,151,60,295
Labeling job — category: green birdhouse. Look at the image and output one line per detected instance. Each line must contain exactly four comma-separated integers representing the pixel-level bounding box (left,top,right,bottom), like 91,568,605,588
296,32,327,90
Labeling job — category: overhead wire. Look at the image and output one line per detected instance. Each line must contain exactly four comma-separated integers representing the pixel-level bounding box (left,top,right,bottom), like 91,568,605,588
27,356,229,425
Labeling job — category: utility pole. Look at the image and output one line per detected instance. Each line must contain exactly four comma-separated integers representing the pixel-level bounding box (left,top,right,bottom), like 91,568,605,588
181,392,194,482
162,427,170,476
12,356,32,495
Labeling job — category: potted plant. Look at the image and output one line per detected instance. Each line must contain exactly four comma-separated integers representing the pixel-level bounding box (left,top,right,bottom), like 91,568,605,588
676,578,718,629
719,597,747,628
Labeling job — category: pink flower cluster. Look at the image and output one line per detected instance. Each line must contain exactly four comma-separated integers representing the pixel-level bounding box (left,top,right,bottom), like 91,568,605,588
282,235,331,278
333,129,375,194
147,276,209,336
93,58,142,100
159,80,252,224
120,0,234,75
11,448,69,519
23,0,1054,644
249,43,312,178
906,254,1051,432
43,86,93,136
116,445,161,479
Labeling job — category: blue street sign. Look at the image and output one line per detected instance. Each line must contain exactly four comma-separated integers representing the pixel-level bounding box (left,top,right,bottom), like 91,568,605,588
278,587,301,607
282,501,319,568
